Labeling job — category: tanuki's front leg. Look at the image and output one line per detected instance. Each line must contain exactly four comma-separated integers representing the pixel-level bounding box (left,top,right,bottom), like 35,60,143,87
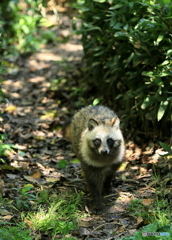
83,165,104,213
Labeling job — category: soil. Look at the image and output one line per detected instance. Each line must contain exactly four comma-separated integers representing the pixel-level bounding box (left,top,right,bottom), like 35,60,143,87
0,5,170,240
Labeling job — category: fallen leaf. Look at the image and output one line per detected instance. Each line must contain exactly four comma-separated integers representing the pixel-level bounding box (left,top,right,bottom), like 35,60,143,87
23,175,40,183
142,199,154,206
78,227,91,236
6,173,19,179
23,175,46,184
46,177,60,182
137,216,144,225
2,215,14,220
40,110,57,120
5,105,17,113
30,170,41,179
78,221,92,228
117,226,125,233
24,218,33,227
139,166,147,175
118,162,128,171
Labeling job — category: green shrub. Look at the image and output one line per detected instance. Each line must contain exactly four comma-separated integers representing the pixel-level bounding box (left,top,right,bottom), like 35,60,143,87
0,0,49,56
74,0,172,139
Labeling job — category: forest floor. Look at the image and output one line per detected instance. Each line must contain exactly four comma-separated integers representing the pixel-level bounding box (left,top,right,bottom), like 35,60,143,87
1,5,171,240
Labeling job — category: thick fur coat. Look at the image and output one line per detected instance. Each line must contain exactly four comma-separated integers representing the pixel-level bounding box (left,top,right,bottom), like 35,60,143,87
67,105,125,213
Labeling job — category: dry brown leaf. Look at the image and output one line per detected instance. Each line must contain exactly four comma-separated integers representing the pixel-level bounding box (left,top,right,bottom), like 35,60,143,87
23,175,41,183
108,205,126,213
139,166,147,175
117,226,125,233
30,170,41,179
80,217,93,222
137,216,144,225
24,218,34,227
78,221,92,228
142,199,154,206
2,215,14,220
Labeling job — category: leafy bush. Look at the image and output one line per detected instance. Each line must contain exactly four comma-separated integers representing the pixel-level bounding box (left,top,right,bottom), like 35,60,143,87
0,0,49,56
74,0,172,139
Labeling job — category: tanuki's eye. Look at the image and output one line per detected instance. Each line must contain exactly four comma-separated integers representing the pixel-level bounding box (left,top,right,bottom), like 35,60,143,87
107,138,114,147
93,138,101,147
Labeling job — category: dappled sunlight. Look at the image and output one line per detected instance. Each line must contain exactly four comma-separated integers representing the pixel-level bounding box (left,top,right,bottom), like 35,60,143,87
1,1,171,239
28,76,46,83
28,41,83,69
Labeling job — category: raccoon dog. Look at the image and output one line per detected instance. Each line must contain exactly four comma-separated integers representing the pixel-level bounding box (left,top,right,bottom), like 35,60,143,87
68,105,125,213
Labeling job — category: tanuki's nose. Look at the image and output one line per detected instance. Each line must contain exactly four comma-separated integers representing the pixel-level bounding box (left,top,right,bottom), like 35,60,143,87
101,149,108,155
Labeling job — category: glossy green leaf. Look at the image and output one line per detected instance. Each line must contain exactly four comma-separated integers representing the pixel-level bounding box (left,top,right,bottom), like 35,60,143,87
109,4,124,10
155,34,164,45
159,142,172,153
157,101,169,121
167,49,172,56
141,96,154,109
92,98,100,105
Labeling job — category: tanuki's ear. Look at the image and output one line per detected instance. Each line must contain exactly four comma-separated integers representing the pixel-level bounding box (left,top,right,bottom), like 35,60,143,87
88,118,99,130
111,117,120,127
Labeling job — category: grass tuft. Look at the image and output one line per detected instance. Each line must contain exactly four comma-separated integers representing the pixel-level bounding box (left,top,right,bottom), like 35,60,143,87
25,190,82,239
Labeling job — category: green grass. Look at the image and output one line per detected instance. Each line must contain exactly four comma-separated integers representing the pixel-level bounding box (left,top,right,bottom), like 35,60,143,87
128,196,171,225
1,160,171,240
0,187,82,240
0,223,33,240
126,173,172,240
25,190,82,239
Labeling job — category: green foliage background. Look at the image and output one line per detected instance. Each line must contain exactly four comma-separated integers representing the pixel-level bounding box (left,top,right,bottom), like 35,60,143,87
0,0,171,142
0,0,51,162
0,0,48,56
74,0,172,140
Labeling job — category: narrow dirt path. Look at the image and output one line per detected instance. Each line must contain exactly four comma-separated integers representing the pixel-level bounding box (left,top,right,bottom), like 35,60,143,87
1,8,163,240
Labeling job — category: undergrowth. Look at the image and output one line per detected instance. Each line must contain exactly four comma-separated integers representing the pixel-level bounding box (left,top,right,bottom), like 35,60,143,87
0,187,82,240
0,223,33,240
74,0,172,140
25,189,82,239
126,172,172,240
